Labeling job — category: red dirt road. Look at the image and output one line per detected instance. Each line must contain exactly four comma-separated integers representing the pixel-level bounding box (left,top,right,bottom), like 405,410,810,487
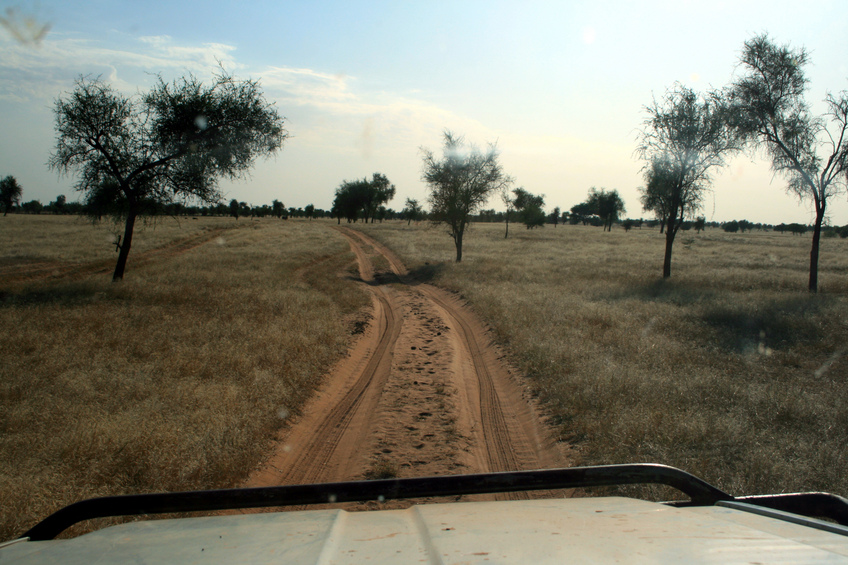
244,227,570,493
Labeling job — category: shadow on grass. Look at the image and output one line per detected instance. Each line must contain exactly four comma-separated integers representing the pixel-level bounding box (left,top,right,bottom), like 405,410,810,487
0,281,113,307
603,278,718,306
701,296,827,353
603,279,831,352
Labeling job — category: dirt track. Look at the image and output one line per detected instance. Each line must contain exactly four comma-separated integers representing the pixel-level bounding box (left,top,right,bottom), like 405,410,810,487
244,227,570,494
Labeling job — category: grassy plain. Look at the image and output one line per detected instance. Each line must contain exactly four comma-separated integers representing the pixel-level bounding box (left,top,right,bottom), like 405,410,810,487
0,215,368,540
357,221,848,499
4,213,848,539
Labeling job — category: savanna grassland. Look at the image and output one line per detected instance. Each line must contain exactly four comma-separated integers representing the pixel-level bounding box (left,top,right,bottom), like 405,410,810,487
357,221,848,499
4,214,848,540
0,215,368,540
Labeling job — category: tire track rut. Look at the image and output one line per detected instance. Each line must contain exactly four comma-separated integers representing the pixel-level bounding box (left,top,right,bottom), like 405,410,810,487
244,225,569,496
340,228,556,479
245,233,402,488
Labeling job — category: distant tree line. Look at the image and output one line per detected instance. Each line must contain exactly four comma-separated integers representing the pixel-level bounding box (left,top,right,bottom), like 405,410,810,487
9,179,842,240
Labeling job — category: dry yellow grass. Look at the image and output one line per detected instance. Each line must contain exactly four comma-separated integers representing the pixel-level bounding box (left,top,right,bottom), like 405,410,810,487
4,214,847,539
0,216,368,540
357,221,848,499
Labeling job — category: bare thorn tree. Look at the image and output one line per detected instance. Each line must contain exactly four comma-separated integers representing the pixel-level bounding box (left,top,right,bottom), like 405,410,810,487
729,34,848,292
637,83,739,278
50,72,286,281
422,131,511,261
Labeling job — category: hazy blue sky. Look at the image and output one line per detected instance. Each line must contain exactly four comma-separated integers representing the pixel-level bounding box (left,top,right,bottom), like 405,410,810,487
2,0,847,224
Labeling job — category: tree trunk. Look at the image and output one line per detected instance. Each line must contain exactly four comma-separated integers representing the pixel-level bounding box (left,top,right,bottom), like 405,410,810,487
112,210,137,282
453,228,464,262
662,230,674,278
662,210,679,279
809,203,825,293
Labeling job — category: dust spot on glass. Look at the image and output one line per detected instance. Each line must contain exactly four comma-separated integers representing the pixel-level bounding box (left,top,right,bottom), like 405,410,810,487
195,115,208,130
277,407,290,420
641,317,657,338
328,494,337,503
815,349,844,378
756,330,773,356
0,7,51,46
216,237,226,246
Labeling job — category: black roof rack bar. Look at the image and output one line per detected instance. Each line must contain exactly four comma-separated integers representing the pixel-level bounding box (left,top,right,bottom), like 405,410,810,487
734,492,848,526
22,464,732,540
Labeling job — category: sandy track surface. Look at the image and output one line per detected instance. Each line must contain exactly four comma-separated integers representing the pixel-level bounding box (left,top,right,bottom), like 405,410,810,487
244,226,570,495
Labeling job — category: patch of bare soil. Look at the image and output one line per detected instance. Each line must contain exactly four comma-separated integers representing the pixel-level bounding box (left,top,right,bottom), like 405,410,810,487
243,226,572,501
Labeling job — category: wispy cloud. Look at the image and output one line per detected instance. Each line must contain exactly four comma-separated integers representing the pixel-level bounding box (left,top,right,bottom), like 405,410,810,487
0,33,240,102
260,66,357,107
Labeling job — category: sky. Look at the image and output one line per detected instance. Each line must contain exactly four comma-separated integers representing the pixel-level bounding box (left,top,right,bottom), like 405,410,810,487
1,0,847,225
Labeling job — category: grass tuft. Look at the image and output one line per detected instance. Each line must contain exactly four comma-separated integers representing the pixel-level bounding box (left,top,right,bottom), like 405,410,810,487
364,457,399,480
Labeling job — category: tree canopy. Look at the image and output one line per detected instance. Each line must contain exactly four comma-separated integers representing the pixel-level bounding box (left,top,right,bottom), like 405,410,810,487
50,72,286,280
331,173,396,224
272,199,286,219
637,83,738,278
569,201,597,225
0,175,22,216
402,197,424,225
422,131,510,261
729,34,848,292
512,187,546,229
549,206,561,227
586,187,625,231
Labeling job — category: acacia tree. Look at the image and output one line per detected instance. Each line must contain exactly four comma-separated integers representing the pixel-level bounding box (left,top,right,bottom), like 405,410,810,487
587,187,625,231
730,34,848,292
50,73,286,281
639,162,675,234
0,175,22,215
569,201,596,225
422,131,510,261
363,173,396,223
332,180,365,223
51,194,66,215
402,197,423,225
272,199,285,218
637,83,739,278
512,187,546,229
549,206,561,227
332,173,395,224
499,185,514,238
